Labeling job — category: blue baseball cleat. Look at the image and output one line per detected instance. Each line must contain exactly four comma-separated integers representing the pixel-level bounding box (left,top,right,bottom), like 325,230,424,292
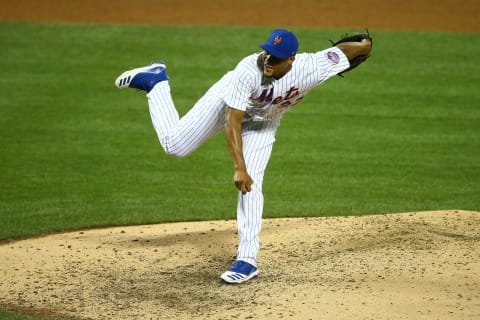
220,260,259,284
115,62,168,92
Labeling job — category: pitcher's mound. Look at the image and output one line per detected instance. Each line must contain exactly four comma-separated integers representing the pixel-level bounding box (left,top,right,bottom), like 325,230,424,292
1,210,479,319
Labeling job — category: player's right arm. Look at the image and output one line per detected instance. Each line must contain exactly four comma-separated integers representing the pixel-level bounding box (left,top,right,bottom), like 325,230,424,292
225,106,253,195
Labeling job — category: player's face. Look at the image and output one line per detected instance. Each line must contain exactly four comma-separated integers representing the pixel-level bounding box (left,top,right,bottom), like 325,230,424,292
262,52,295,79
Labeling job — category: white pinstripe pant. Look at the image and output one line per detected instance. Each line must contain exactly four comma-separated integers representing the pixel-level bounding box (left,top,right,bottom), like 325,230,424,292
147,82,279,266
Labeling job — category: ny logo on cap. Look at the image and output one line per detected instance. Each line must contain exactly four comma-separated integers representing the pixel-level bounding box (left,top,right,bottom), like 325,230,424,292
274,36,282,45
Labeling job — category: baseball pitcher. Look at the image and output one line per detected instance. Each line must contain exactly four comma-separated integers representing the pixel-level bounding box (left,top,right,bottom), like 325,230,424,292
115,29,373,284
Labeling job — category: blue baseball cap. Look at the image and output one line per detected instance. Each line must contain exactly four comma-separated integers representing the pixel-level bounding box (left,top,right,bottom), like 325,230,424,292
260,29,299,59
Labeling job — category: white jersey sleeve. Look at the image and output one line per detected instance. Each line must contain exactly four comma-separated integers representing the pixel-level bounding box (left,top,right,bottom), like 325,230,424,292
312,46,350,83
221,56,259,111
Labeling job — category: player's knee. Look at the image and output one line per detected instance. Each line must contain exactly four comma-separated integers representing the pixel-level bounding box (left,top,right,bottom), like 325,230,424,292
162,144,190,158
158,136,188,158
162,146,186,158
166,150,188,158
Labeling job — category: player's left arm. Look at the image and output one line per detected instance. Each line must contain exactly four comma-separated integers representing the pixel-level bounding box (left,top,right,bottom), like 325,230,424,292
333,31,373,75
335,38,372,61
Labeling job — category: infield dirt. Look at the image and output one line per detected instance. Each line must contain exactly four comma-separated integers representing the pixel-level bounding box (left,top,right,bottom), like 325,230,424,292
1,1,479,319
1,211,480,320
1,0,479,32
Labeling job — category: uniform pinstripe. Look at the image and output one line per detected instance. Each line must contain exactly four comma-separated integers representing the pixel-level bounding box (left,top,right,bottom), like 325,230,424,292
146,47,349,267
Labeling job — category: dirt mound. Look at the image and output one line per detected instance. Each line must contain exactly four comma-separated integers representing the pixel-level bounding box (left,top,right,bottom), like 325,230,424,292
1,210,479,319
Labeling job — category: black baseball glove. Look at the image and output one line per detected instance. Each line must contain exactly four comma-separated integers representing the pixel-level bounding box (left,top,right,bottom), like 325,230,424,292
330,29,373,76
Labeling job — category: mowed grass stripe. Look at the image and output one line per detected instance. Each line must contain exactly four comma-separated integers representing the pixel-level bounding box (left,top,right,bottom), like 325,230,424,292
0,22,479,240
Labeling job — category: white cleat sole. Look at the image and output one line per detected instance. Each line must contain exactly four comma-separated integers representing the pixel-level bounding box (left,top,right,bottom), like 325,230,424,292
115,63,166,88
220,269,259,284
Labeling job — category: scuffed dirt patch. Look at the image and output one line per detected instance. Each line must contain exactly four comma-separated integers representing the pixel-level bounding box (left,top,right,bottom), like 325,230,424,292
1,210,479,319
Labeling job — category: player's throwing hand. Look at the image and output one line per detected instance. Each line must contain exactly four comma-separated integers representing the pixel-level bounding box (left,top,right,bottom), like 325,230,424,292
234,169,253,195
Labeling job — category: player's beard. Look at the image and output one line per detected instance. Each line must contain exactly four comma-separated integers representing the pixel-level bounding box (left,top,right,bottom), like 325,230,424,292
261,75,275,86
257,54,274,85
257,53,292,83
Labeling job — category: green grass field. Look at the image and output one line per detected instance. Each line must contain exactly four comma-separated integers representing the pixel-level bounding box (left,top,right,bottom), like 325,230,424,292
1,22,479,240
1,21,479,320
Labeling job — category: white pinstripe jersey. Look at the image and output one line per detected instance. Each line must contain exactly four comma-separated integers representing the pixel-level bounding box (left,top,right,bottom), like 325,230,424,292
221,47,350,122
